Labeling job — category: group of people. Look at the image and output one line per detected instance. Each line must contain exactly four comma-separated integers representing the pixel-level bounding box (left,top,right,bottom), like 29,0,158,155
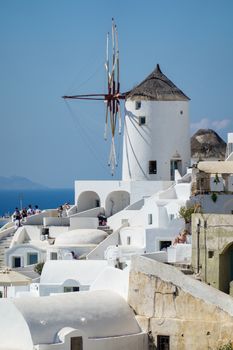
12,204,41,228
57,202,70,217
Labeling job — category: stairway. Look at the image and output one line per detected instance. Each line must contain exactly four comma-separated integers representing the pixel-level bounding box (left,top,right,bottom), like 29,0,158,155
0,234,14,268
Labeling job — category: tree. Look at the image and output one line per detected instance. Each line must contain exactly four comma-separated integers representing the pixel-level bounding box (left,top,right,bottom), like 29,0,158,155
178,203,202,224
34,262,45,275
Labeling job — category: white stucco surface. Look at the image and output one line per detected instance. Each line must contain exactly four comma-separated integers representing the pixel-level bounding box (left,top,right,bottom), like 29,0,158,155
90,266,129,299
54,228,107,246
0,299,33,350
122,100,190,181
40,260,108,285
12,290,141,345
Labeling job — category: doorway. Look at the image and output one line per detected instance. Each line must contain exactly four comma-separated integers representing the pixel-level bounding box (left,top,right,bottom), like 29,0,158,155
71,336,83,350
170,159,182,180
219,243,233,294
12,256,21,268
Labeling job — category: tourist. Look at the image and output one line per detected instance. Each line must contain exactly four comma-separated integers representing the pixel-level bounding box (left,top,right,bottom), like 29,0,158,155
57,205,63,217
34,205,41,214
71,251,78,259
27,204,35,216
173,229,189,245
21,208,27,222
13,207,21,228
97,213,107,226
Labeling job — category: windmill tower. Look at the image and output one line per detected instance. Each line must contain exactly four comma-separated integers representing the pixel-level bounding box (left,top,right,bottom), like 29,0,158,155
122,64,190,181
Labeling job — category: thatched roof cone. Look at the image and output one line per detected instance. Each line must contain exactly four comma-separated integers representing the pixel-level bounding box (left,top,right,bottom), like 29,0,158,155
126,64,190,101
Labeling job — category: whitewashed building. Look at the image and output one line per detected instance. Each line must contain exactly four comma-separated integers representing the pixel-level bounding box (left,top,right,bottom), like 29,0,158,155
0,290,147,350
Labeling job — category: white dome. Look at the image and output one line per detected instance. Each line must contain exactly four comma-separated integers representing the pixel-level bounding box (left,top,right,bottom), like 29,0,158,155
12,290,141,344
55,228,108,246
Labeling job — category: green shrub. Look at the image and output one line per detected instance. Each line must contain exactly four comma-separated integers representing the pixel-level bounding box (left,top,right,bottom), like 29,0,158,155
218,342,233,350
211,192,218,203
34,262,45,275
178,204,202,223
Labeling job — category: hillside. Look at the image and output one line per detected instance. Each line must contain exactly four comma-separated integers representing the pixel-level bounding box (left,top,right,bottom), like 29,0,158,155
0,176,48,190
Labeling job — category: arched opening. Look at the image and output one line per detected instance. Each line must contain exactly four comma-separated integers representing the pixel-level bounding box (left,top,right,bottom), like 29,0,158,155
77,191,100,213
219,242,233,294
105,191,130,217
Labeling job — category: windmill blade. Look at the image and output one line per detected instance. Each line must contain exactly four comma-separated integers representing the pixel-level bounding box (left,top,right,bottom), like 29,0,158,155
115,23,120,93
104,101,109,140
105,32,111,82
62,19,125,176
117,100,122,134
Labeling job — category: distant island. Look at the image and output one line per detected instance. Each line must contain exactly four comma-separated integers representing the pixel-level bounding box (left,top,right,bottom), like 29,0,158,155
0,176,48,190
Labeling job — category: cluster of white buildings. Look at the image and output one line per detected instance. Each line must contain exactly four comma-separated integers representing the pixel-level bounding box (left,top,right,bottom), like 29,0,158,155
0,64,233,350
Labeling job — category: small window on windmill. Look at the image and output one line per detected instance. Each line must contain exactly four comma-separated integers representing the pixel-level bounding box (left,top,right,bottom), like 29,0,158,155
127,236,131,245
148,214,153,225
149,160,157,174
139,116,146,125
135,101,141,110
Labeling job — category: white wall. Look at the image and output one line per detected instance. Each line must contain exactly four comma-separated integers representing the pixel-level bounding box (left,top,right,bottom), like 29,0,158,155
5,244,46,267
70,217,98,230
0,300,33,350
122,100,190,181
43,217,70,227
35,330,147,350
86,230,120,260
120,227,145,247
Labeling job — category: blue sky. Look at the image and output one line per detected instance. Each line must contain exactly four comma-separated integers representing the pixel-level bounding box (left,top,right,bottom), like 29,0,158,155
1,0,233,188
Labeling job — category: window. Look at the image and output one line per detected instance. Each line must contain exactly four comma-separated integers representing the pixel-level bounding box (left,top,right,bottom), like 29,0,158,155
95,199,100,207
135,101,141,110
50,252,58,260
139,116,146,125
27,253,38,265
148,214,153,225
127,236,131,245
71,337,83,350
169,214,175,221
208,251,214,258
160,241,171,251
157,335,170,350
64,286,80,293
149,160,157,174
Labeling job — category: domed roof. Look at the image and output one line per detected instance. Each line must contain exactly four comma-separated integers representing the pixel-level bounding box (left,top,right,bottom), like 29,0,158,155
191,128,226,160
12,290,141,344
55,229,108,246
126,64,190,101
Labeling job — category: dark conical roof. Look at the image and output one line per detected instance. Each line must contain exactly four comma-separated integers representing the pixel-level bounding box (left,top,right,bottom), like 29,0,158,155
191,129,226,160
126,64,190,101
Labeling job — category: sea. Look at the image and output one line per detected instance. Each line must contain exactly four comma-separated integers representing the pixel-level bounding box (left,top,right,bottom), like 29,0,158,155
0,188,74,219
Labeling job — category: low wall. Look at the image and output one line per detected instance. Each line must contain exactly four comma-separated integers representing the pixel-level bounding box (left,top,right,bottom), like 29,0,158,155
128,255,233,350
70,217,98,230
43,217,70,227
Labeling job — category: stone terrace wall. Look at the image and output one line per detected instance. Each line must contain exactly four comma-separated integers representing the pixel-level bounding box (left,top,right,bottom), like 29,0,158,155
128,255,233,350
